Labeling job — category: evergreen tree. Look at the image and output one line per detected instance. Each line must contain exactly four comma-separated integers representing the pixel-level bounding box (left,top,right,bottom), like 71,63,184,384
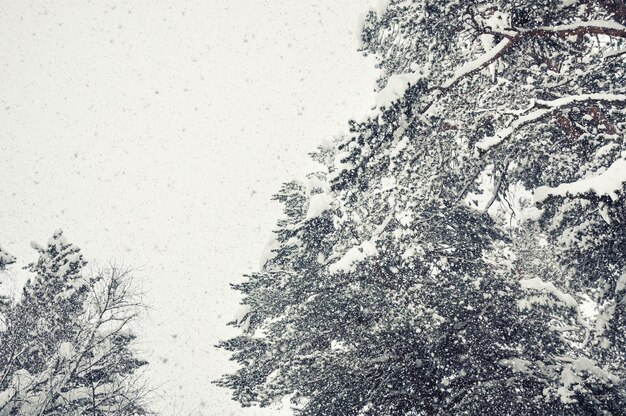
219,1,626,414
0,231,153,415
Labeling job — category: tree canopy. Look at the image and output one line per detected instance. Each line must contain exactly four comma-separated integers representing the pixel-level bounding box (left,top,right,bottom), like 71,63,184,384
218,1,626,414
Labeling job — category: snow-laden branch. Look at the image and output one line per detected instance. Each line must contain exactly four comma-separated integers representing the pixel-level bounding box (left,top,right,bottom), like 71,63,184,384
444,19,626,91
521,19,626,37
374,38,516,110
476,94,626,151
490,19,626,39
326,214,391,275
519,277,578,308
375,19,626,113
0,245,16,270
376,72,426,109
535,157,626,203
441,39,512,89
553,356,620,404
328,240,378,274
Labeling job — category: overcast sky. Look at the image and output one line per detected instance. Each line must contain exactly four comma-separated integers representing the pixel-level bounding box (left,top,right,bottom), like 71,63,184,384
0,1,378,414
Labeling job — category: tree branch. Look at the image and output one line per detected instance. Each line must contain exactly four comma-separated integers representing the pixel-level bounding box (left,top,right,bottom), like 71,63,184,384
476,94,626,151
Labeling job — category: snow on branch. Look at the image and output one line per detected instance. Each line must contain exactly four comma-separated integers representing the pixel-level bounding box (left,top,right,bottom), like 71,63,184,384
0,245,16,270
306,192,334,219
376,72,426,109
519,277,578,308
489,19,626,39
535,93,626,108
535,157,626,203
450,19,626,90
376,19,626,114
525,19,626,37
441,39,512,89
554,356,620,404
476,94,626,151
373,38,516,113
328,240,378,274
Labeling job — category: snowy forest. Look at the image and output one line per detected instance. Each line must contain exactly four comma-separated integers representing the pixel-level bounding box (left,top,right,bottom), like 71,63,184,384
217,1,626,415
2,0,626,415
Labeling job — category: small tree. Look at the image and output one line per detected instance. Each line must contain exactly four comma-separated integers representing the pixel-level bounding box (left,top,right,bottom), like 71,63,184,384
0,230,153,415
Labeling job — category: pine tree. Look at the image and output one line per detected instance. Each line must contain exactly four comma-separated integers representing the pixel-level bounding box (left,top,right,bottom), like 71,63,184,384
0,231,153,415
219,1,626,414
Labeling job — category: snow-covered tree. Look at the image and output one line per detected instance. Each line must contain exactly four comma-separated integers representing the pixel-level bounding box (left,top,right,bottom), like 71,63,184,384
219,1,626,414
0,247,15,272
0,231,153,415
0,246,16,313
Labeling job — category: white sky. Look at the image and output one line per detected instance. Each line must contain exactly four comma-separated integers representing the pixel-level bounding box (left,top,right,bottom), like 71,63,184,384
0,1,378,414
